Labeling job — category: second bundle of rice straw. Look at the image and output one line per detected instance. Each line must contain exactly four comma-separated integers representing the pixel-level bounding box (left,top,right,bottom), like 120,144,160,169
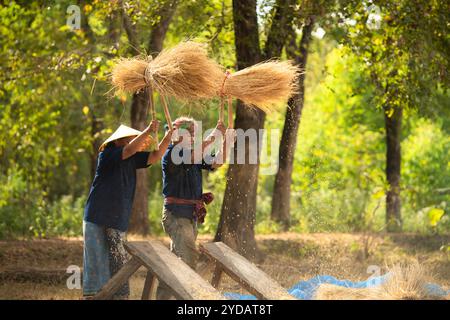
215,60,301,128
221,60,301,114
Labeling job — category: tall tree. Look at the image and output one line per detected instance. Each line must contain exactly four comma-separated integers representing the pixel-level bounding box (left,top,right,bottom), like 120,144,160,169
270,14,314,229
121,0,178,235
215,0,294,259
384,103,402,230
270,0,339,229
340,0,449,231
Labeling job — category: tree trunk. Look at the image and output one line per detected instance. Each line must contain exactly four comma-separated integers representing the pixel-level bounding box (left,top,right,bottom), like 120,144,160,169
270,18,314,230
126,0,178,235
263,0,294,59
89,114,102,180
148,1,178,53
214,104,265,260
214,0,293,260
128,91,151,235
214,0,263,260
108,6,121,53
384,106,402,232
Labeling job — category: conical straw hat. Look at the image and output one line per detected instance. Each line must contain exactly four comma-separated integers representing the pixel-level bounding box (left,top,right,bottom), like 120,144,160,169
99,124,142,151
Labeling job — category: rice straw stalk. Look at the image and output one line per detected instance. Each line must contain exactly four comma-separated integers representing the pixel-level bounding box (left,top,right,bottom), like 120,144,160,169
111,41,224,101
222,60,302,114
111,41,223,144
314,263,447,300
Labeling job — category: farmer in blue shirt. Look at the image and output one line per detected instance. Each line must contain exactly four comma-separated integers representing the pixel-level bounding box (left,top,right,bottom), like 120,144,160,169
156,117,235,299
83,121,174,299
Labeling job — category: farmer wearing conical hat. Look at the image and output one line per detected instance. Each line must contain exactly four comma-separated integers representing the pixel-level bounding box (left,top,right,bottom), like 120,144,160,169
82,121,175,299
156,117,236,300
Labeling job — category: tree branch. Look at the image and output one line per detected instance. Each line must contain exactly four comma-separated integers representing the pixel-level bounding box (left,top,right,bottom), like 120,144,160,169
119,0,140,55
148,0,178,53
264,0,295,59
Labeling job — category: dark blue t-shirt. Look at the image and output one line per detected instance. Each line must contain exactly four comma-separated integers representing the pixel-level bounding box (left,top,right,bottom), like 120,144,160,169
162,144,215,219
84,144,150,231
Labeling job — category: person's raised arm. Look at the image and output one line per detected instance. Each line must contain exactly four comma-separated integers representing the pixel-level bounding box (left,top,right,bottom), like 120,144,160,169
146,127,176,165
122,120,159,160
211,128,236,169
201,121,226,152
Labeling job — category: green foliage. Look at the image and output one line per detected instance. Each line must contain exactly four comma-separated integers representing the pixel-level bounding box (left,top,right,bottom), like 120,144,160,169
283,44,449,234
337,0,449,111
284,47,384,232
428,208,444,227
402,117,450,233
45,195,85,237
0,166,85,238
255,220,282,234
0,1,448,238
168,0,235,67
148,181,164,236
198,164,228,235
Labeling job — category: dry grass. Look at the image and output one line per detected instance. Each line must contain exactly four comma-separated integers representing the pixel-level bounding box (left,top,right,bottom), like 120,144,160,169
1,233,448,300
223,60,301,113
315,263,446,300
111,41,224,101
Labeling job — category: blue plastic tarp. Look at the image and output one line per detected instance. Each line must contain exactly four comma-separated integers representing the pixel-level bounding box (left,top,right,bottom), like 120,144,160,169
224,274,450,300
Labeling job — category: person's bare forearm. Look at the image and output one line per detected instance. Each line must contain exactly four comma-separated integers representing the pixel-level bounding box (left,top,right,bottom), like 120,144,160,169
201,130,218,152
122,127,153,160
202,121,226,153
211,131,234,169
147,130,173,164
211,145,226,169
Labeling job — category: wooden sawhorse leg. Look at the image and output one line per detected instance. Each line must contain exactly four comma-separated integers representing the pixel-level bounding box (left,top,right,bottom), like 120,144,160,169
93,257,141,300
141,270,157,300
211,263,223,288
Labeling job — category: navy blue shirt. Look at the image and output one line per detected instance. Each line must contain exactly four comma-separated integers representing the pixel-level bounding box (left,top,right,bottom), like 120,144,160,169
162,144,215,218
84,144,150,231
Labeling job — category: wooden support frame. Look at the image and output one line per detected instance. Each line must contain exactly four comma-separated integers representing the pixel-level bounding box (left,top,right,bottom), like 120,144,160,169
200,241,296,300
210,263,223,289
93,257,142,300
93,241,225,300
141,271,157,300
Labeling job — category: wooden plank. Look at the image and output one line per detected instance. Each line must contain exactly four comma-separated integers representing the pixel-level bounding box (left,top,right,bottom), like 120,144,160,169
141,271,156,300
93,257,142,300
125,241,225,300
150,277,160,300
200,242,296,300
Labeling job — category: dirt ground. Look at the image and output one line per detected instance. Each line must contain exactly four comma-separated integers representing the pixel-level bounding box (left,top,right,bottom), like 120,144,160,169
0,233,448,300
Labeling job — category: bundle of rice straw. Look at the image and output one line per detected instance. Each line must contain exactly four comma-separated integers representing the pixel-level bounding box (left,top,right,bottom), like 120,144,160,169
221,60,301,113
314,264,448,300
111,41,224,100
